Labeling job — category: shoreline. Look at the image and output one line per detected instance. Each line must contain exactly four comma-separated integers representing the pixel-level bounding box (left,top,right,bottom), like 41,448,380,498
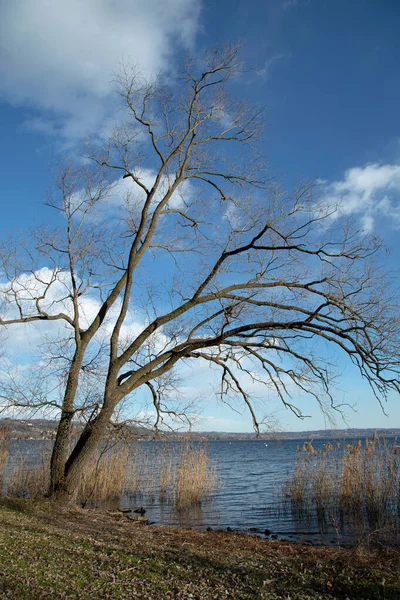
1,498,400,599
3,419,400,442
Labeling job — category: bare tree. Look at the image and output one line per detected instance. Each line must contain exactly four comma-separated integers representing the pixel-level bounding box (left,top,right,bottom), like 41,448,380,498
1,45,399,504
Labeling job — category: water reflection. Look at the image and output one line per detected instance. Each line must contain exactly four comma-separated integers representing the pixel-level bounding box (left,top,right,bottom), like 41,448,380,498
6,438,400,546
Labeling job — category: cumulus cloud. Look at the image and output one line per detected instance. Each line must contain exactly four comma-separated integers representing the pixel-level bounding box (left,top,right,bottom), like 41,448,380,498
100,168,194,214
320,162,400,232
0,268,98,357
68,167,195,226
0,266,174,363
0,0,201,141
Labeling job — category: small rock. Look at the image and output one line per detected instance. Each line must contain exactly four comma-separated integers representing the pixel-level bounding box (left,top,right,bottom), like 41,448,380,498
133,507,146,515
206,527,213,532
271,534,278,540
249,527,259,533
264,528,271,536
226,527,233,532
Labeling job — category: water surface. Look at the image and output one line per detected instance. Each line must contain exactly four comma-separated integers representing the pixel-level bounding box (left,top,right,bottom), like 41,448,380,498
8,438,400,546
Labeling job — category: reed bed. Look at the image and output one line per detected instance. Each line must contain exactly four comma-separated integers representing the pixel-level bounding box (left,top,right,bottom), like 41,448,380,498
175,443,217,507
284,435,400,531
0,428,10,494
124,442,217,507
159,448,175,502
78,444,131,504
0,433,9,472
7,442,51,498
0,437,217,507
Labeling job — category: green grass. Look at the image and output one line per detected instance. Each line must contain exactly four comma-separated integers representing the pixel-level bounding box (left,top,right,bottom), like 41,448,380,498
1,522,166,597
1,498,400,599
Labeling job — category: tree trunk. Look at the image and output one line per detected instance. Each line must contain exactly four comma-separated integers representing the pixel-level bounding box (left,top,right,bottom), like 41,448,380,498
48,347,87,494
49,410,74,493
50,402,115,505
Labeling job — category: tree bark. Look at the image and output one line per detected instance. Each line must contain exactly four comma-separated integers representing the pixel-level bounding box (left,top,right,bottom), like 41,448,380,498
48,347,87,494
49,410,73,493
50,401,115,505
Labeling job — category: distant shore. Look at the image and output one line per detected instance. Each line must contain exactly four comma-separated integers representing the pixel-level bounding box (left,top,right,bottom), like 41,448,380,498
1,417,399,442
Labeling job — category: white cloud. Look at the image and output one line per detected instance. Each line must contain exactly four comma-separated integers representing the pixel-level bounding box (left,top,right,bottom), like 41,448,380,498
0,268,97,357
320,163,400,232
0,267,174,363
194,415,251,432
0,0,201,141
70,167,194,224
256,53,287,80
104,168,193,212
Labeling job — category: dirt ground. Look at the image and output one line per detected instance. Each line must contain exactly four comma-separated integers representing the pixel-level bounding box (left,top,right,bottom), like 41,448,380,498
1,498,400,599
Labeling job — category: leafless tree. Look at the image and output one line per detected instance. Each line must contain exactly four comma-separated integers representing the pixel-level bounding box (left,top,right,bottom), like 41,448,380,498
0,45,399,504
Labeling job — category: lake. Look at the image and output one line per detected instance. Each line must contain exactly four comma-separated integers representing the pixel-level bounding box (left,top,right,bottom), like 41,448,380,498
7,438,400,546
117,438,400,546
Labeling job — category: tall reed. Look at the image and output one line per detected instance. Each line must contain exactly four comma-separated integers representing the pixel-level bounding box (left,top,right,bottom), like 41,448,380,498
1,438,217,507
174,443,217,507
286,447,312,503
8,442,51,498
285,435,400,526
0,427,10,493
78,443,130,504
159,449,175,502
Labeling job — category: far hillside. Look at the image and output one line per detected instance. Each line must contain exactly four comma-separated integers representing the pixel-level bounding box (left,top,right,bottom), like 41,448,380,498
1,419,399,442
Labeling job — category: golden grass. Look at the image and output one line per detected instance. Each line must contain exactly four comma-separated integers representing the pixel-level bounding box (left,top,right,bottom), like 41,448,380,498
78,443,131,504
174,443,217,507
0,428,10,494
285,435,400,524
0,442,9,474
7,442,51,499
158,449,175,502
0,437,217,507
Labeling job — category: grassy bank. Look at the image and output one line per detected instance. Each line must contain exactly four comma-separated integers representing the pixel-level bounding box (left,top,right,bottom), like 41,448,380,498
1,499,400,599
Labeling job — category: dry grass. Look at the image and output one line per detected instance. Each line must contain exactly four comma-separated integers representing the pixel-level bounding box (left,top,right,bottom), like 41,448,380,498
125,441,217,507
7,442,51,499
125,443,157,498
78,443,131,504
0,428,10,494
2,498,400,599
0,432,9,471
0,438,217,508
285,435,400,532
174,443,217,507
286,448,312,504
158,448,175,502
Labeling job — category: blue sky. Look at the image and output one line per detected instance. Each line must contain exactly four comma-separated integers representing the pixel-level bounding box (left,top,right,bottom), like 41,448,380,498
1,0,400,432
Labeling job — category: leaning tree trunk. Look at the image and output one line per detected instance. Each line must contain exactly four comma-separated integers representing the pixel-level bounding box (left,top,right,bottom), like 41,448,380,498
50,403,115,505
48,347,87,495
49,410,74,492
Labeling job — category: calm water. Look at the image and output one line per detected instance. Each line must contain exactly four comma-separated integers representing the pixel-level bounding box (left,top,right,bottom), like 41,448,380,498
117,438,400,546
8,438,400,546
